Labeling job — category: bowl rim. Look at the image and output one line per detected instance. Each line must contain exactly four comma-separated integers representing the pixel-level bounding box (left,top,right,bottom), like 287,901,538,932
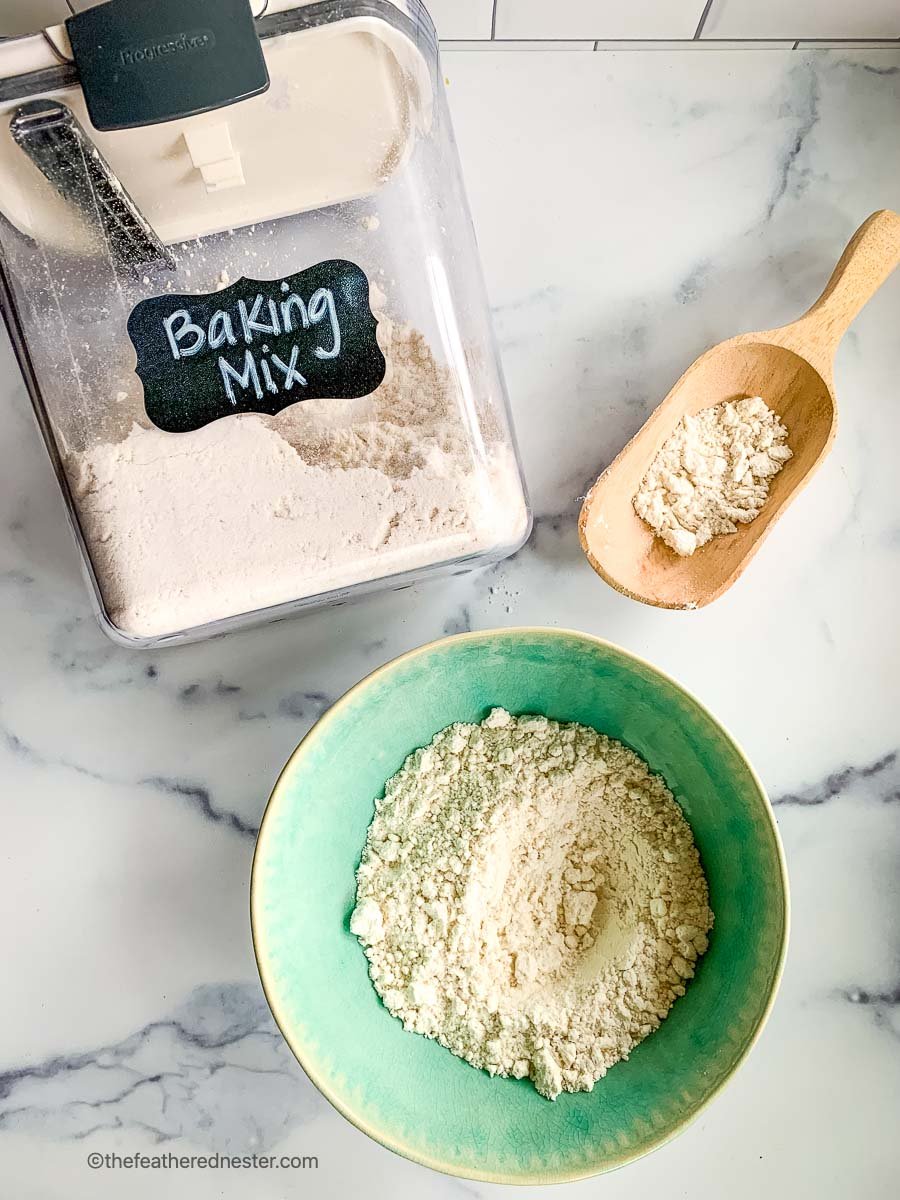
250,626,791,1185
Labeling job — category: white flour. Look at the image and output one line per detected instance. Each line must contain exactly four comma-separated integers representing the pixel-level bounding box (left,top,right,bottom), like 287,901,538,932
633,396,792,556
69,321,527,638
351,709,713,1100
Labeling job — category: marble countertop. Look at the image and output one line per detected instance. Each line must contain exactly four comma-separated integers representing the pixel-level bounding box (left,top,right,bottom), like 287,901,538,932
2,46,899,1200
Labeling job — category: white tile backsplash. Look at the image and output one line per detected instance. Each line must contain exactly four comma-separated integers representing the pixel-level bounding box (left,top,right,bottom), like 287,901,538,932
702,0,900,40
0,0,896,47
494,0,708,40
423,0,494,40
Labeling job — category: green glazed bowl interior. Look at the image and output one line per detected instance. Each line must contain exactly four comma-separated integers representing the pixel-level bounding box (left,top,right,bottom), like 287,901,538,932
251,628,788,1184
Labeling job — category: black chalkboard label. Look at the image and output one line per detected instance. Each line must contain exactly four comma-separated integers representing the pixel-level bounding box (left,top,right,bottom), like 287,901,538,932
127,260,386,434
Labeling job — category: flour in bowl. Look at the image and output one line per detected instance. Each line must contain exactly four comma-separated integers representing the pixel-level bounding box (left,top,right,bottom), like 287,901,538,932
633,396,792,556
350,708,713,1100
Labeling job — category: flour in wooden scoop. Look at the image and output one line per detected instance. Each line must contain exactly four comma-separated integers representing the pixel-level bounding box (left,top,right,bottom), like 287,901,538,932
351,709,713,1100
634,396,792,556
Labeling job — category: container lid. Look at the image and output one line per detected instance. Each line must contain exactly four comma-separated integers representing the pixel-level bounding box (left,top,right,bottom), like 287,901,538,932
0,0,436,249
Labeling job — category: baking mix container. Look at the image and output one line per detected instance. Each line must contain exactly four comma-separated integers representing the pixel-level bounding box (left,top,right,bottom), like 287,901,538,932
0,0,530,645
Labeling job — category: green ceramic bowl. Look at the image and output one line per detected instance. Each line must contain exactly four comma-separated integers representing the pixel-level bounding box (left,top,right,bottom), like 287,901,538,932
251,628,788,1184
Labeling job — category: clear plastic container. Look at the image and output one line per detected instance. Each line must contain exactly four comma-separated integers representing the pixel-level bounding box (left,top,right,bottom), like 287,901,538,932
0,0,530,646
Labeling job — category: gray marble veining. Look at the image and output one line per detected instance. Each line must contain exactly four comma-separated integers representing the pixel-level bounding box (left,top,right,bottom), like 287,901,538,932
0,985,321,1149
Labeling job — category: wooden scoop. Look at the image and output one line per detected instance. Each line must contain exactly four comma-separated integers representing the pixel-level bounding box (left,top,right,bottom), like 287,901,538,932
579,211,900,609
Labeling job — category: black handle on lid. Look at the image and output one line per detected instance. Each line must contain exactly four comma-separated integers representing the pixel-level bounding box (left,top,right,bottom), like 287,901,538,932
66,0,269,132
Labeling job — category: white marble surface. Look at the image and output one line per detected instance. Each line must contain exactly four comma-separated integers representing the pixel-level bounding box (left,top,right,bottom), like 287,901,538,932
1,47,899,1200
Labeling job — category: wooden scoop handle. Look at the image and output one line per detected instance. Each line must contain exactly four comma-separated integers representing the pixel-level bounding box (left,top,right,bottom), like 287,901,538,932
777,210,900,375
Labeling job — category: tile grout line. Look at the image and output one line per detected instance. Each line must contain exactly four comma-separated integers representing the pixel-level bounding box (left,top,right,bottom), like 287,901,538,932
693,0,716,40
